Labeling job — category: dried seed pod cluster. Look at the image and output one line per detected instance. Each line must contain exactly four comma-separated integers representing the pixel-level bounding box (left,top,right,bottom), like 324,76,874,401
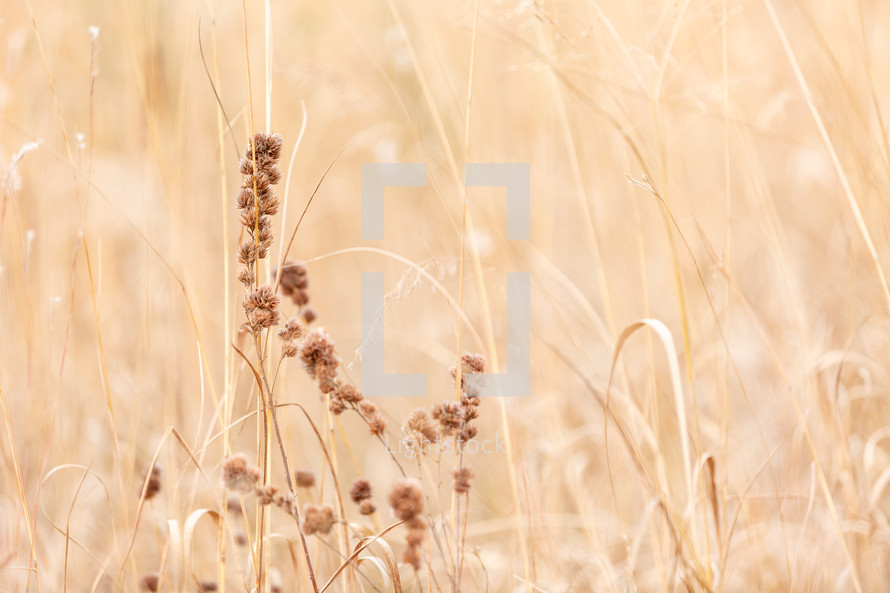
294,469,316,489
302,503,335,536
452,465,476,494
236,132,284,335
222,454,300,519
280,327,388,436
388,478,427,569
139,463,162,500
350,477,376,515
401,352,486,455
273,260,318,324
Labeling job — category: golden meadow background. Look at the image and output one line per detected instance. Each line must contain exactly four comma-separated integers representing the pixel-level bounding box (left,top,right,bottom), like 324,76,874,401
3,0,890,591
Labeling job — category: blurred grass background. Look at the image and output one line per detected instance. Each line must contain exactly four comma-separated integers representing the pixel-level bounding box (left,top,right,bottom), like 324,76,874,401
3,0,890,591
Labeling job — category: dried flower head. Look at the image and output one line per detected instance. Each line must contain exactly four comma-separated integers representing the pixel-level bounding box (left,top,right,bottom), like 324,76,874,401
328,397,346,415
458,423,478,444
388,478,424,522
256,484,279,506
198,581,218,592
461,399,480,421
275,491,296,515
236,265,255,287
139,464,162,500
403,515,427,569
226,494,244,515
235,132,283,280
402,408,438,450
302,307,318,324
222,453,262,494
367,413,387,437
453,466,476,494
431,401,465,436
460,352,486,374
141,573,160,592
237,240,258,266
336,382,362,404
276,260,311,306
281,340,300,358
359,500,376,515
299,329,340,379
350,478,373,503
295,470,316,488
450,352,486,389
234,530,249,547
278,317,305,342
357,399,387,435
402,544,422,570
242,284,281,331
316,363,339,394
302,503,335,536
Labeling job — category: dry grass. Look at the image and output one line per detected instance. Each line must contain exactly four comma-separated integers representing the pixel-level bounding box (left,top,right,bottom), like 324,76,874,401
3,0,890,591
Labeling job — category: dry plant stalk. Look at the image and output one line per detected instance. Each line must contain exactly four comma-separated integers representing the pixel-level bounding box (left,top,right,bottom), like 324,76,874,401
234,131,319,592
222,130,489,592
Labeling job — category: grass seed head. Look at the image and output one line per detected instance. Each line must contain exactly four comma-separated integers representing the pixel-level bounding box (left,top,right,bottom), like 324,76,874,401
350,477,373,503
388,477,424,522
302,503,335,536
295,470,316,488
222,453,262,494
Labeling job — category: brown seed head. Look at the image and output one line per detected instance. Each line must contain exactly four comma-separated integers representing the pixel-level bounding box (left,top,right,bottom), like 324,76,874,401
222,453,262,494
302,503,335,536
402,408,438,444
358,400,378,418
139,464,162,500
328,396,346,415
316,363,339,394
276,260,309,303
226,494,243,515
246,307,280,330
453,466,476,494
460,352,486,374
292,289,310,306
450,352,486,392
141,573,160,592
299,329,340,379
388,478,424,522
243,284,280,311
274,492,296,515
431,401,465,436
402,545,422,570
256,484,279,506
236,265,255,287
458,423,478,444
295,470,316,488
281,340,300,358
237,241,258,266
243,284,281,330
278,317,305,342
367,413,387,437
334,382,363,404
350,478,373,503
